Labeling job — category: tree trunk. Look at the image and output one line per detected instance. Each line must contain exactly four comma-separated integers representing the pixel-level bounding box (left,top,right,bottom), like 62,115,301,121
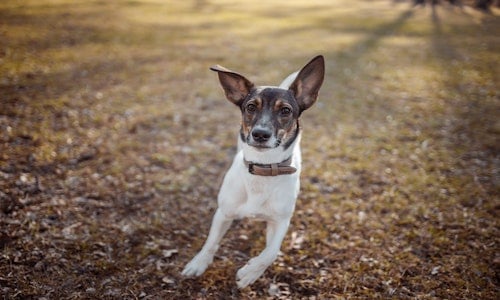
475,0,493,10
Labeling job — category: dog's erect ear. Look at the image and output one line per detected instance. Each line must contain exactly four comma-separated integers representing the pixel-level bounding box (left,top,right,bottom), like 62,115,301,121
289,55,325,112
210,65,254,106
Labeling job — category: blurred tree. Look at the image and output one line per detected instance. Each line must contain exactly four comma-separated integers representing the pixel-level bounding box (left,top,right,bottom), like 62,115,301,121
413,0,448,5
413,0,498,8
475,0,493,9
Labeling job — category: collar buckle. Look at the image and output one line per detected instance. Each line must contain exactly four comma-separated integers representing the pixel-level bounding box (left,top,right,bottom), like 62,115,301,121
248,162,256,175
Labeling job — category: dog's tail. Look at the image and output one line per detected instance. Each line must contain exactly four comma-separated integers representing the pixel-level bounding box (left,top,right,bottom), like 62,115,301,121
279,71,299,89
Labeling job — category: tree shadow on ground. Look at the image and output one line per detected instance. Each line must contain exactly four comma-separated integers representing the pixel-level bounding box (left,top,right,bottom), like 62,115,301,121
429,4,498,192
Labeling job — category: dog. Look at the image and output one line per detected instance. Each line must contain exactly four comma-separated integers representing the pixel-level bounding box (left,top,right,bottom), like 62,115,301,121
182,55,325,288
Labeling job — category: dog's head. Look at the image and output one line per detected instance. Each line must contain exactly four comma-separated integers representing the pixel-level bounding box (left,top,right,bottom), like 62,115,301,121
211,55,324,150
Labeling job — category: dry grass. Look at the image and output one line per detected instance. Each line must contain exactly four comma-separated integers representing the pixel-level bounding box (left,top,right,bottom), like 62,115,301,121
0,0,499,299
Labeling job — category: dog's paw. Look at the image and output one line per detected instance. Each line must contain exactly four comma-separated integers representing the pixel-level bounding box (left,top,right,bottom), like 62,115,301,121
181,254,211,277
236,259,267,289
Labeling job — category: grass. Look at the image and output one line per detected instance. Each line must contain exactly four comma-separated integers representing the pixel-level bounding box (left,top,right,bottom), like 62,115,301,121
0,0,499,299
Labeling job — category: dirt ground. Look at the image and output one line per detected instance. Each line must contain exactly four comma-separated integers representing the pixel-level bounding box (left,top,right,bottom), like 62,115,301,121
0,0,499,299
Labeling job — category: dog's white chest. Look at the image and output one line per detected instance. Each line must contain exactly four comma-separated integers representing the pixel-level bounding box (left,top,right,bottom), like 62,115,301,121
236,170,299,220
236,178,275,219
234,196,277,221
217,143,302,221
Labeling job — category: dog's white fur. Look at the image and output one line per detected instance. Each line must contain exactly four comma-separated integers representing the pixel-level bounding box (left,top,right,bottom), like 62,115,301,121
182,57,323,288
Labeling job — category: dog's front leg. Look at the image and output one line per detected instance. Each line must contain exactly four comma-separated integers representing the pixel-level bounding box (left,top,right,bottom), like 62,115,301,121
236,217,290,288
182,208,233,277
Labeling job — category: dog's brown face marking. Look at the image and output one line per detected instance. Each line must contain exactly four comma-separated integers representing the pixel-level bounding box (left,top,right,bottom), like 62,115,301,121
239,87,299,149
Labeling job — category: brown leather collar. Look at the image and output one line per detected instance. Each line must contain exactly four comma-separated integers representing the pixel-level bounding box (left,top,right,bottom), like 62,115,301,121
243,156,297,176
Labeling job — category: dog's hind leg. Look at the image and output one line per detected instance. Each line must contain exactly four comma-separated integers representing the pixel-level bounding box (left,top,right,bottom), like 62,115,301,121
236,217,291,288
182,209,233,277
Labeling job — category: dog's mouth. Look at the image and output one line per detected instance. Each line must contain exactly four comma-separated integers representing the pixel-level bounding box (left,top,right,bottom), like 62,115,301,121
246,137,281,150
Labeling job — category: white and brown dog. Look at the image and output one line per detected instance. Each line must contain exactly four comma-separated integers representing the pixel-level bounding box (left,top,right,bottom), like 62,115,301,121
182,55,325,288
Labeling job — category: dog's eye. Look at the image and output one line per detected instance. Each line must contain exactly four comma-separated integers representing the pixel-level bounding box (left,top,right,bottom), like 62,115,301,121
246,103,257,113
280,107,292,116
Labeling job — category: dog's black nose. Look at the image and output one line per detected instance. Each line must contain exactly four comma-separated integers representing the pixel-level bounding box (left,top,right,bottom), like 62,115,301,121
251,128,272,142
